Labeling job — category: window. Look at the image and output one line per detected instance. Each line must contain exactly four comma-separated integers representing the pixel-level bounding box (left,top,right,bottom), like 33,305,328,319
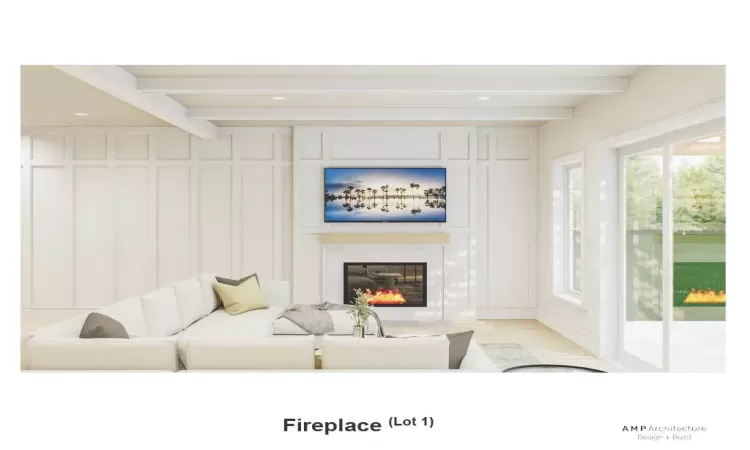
552,152,585,305
565,165,583,295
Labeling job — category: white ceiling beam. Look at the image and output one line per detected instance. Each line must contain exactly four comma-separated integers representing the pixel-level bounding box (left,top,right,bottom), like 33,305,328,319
138,76,628,95
187,107,573,121
54,66,218,139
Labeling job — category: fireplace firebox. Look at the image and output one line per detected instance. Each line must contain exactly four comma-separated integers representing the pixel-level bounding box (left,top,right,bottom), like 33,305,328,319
344,262,427,307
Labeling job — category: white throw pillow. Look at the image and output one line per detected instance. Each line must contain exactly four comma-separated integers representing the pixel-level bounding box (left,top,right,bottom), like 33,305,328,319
197,273,221,316
141,287,182,337
173,278,205,329
97,297,149,338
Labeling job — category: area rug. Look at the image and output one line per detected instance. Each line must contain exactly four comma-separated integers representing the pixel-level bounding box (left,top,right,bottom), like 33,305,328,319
479,343,539,371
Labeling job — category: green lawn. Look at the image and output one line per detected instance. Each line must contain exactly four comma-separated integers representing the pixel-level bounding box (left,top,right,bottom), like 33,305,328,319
674,234,726,244
673,262,726,307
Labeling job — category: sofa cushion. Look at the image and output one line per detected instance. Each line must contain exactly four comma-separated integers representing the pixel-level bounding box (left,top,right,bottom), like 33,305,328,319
141,287,182,337
27,337,178,371
29,313,89,339
79,312,128,339
321,336,449,370
183,336,315,370
97,297,148,338
197,273,221,316
212,276,268,315
173,278,205,329
174,307,284,366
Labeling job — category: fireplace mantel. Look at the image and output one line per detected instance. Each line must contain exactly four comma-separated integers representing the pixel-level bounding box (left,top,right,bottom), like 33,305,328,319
319,233,450,245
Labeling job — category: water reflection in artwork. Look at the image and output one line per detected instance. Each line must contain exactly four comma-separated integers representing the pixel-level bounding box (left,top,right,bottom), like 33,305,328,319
324,167,447,222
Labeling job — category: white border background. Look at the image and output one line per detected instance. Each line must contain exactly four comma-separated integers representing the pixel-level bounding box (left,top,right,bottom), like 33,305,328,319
2,1,747,448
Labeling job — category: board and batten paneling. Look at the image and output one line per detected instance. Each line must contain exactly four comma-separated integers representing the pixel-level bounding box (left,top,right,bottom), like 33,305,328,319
31,166,73,307
31,134,66,162
199,165,233,276
488,161,531,307
22,126,534,319
21,127,292,311
241,166,275,282
114,167,151,299
157,166,192,287
73,133,107,160
292,126,537,319
327,127,444,160
74,167,115,306
478,127,538,318
114,133,149,160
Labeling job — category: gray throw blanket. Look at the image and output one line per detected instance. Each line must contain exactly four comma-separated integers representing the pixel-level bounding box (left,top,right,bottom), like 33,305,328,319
280,302,384,337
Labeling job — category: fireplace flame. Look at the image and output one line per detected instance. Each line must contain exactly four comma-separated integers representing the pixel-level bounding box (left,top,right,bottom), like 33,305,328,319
683,288,726,304
366,288,408,305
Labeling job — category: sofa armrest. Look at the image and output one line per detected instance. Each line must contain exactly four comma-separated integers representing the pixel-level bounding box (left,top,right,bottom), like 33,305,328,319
26,338,178,371
28,313,89,339
459,341,500,371
184,336,315,370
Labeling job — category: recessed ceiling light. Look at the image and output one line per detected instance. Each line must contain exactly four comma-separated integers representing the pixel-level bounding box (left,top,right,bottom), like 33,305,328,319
271,96,286,101
74,112,88,116
477,96,490,101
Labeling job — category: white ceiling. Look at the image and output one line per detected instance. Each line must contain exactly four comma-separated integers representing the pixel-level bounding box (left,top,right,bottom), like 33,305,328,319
22,65,641,134
21,65,169,127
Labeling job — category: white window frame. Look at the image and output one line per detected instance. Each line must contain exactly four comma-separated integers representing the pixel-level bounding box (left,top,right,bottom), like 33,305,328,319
552,152,586,308
564,164,583,296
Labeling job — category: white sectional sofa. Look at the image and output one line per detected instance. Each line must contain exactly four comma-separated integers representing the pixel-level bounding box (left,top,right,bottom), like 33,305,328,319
320,336,498,370
25,274,498,371
322,336,449,369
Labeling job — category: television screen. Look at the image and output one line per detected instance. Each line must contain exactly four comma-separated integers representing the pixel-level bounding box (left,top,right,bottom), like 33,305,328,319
324,167,447,223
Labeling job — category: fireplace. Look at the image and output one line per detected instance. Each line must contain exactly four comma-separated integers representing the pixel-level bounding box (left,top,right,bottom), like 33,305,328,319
343,262,427,307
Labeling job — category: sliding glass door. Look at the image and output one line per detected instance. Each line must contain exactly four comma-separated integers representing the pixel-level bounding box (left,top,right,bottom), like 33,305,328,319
619,121,725,372
622,148,665,370
670,133,726,372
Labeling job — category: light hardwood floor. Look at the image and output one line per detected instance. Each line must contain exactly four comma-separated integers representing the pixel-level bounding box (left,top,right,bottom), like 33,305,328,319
384,320,620,372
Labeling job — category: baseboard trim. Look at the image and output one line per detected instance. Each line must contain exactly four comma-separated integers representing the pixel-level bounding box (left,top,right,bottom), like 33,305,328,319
537,310,597,354
476,307,537,319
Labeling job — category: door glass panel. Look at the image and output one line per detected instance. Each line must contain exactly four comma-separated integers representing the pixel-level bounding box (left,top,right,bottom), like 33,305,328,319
624,148,664,369
671,133,726,372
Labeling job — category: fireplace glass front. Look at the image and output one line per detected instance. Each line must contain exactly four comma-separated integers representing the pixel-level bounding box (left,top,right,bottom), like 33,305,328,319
343,262,427,307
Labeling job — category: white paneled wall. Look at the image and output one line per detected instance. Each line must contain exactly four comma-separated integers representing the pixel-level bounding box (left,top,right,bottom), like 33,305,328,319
292,126,537,319
21,125,535,322
21,127,292,312
477,128,538,318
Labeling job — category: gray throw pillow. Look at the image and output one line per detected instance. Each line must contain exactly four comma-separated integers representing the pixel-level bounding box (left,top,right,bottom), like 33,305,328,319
79,312,128,339
447,330,474,369
215,273,259,287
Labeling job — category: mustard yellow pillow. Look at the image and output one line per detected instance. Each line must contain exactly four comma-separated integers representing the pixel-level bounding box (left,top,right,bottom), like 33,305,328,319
212,275,268,315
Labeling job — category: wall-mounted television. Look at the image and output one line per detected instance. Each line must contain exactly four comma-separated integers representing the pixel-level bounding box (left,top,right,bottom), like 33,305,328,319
324,167,447,223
